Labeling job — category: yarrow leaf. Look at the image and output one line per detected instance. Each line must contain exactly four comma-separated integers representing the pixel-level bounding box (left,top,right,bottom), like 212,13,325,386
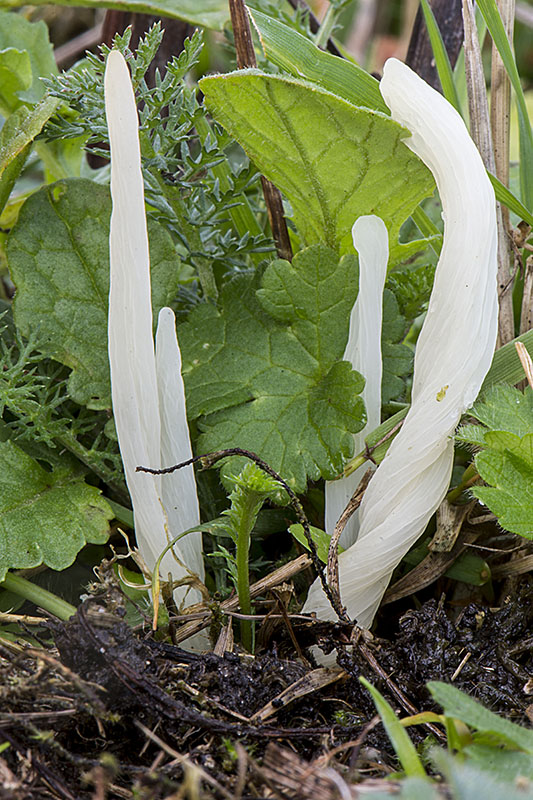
180,244,366,492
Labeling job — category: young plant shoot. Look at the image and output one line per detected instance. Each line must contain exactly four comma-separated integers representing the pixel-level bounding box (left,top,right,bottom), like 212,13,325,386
304,58,498,630
105,51,204,615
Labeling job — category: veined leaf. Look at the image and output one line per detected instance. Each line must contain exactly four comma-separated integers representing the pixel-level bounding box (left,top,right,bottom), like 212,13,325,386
200,71,434,263
180,244,366,493
0,440,112,581
7,179,182,409
381,289,412,403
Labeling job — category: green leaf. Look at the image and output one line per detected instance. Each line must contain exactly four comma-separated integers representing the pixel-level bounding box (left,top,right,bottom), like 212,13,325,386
0,10,57,114
474,431,533,537
464,744,533,781
476,0,533,209
7,178,182,410
289,523,343,563
432,751,533,800
467,384,533,437
0,0,228,30
381,289,413,403
488,171,533,228
249,9,388,114
428,681,533,753
481,329,533,391
360,677,428,778
457,386,533,536
181,244,366,493
387,263,436,321
200,71,434,263
0,439,112,581
0,96,59,215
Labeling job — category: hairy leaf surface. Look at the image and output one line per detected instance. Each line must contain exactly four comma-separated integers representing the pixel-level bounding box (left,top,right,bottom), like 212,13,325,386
180,244,366,492
200,71,434,262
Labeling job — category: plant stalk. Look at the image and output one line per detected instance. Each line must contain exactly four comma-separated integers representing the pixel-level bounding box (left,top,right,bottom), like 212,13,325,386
228,0,293,262
235,493,257,652
314,4,338,49
490,0,515,345
0,572,76,620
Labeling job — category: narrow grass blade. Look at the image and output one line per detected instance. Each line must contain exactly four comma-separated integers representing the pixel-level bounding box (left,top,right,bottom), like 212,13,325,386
419,0,462,113
477,0,533,208
249,8,388,113
360,677,428,778
488,170,533,227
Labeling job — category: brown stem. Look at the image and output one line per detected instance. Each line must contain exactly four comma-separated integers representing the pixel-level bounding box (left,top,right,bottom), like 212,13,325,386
228,0,293,262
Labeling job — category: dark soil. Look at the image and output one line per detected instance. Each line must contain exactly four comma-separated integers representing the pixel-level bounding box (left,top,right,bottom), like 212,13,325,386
2,570,533,799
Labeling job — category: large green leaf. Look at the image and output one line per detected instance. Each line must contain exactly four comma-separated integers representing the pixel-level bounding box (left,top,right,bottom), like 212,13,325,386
200,71,434,263
0,439,112,581
0,0,228,30
7,179,182,410
0,10,57,115
180,244,366,492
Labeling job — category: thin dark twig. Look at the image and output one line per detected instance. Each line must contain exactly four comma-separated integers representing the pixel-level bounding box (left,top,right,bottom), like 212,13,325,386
327,468,373,612
137,447,349,622
228,0,293,261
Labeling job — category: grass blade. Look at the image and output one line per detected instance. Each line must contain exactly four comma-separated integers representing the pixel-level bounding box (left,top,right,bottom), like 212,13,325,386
249,9,389,113
360,677,428,778
488,171,533,226
476,0,533,209
419,0,462,113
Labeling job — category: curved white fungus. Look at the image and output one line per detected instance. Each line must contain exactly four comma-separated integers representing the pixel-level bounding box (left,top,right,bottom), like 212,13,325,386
304,57,498,630
105,51,204,613
325,215,388,549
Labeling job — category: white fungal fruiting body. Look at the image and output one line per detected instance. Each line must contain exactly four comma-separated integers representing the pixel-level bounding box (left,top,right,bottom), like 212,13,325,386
105,51,204,610
305,58,498,628
325,215,388,548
